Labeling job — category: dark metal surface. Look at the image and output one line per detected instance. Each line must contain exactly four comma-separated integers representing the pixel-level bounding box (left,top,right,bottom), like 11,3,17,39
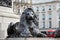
0,0,12,8
7,8,47,38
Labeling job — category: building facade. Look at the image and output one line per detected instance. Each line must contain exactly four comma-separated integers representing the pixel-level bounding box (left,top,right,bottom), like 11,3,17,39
31,0,60,31
13,0,32,15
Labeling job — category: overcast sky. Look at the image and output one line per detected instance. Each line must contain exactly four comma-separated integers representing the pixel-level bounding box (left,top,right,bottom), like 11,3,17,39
32,0,54,3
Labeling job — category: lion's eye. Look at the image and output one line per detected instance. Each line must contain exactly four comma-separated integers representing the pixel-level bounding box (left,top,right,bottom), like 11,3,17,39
32,14,33,15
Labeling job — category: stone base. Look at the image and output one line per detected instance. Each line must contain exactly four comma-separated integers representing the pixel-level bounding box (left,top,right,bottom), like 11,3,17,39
0,38,60,40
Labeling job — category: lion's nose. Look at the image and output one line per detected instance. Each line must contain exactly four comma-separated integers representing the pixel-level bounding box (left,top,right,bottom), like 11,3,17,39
29,16,33,19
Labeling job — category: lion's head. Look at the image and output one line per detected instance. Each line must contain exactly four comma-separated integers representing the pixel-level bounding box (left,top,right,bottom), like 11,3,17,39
20,8,38,26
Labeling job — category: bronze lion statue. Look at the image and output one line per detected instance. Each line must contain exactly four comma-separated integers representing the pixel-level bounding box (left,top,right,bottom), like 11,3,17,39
7,8,47,38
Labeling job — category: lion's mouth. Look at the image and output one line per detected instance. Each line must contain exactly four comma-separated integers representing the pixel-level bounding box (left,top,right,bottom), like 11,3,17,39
28,18,33,20
26,17,34,20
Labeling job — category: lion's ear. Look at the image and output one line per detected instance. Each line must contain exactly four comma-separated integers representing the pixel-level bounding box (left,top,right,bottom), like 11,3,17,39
34,15,37,18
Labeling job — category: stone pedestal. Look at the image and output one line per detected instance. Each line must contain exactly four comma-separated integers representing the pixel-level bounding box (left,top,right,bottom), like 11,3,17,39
1,38,60,40
0,30,5,38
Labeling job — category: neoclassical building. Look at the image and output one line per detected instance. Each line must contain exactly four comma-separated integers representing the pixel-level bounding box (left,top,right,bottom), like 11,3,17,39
13,0,32,15
0,0,32,39
31,0,60,32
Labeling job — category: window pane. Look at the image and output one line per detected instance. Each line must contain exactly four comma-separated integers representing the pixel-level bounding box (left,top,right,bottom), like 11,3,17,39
42,8,45,11
59,21,60,27
49,8,51,10
42,6,45,11
49,21,52,28
43,22,45,28
42,14,45,20
49,5,51,10
37,7,39,11
59,14,60,19
49,14,52,20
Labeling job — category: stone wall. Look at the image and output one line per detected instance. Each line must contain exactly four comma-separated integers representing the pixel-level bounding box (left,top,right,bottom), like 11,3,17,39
0,6,20,39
